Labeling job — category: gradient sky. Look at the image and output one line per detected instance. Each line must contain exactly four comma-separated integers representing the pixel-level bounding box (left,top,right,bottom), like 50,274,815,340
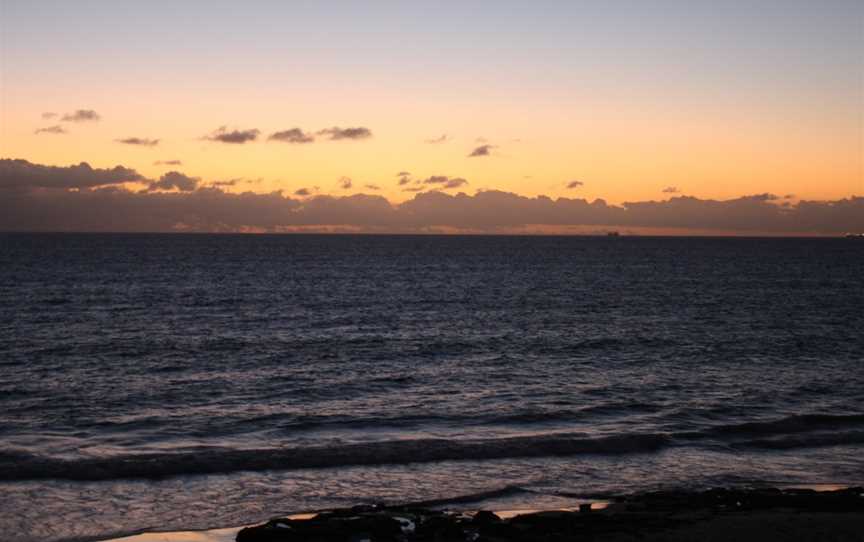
1,0,862,206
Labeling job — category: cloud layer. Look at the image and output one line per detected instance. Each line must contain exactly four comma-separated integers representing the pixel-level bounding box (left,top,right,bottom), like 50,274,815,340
317,127,372,140
117,137,160,147
1,159,862,235
268,128,315,144
468,144,493,157
146,171,199,192
204,127,260,144
34,126,67,135
61,109,100,123
0,159,143,190
422,175,468,189
201,126,373,144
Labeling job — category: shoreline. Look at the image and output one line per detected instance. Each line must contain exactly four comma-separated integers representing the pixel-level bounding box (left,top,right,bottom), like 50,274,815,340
102,484,864,542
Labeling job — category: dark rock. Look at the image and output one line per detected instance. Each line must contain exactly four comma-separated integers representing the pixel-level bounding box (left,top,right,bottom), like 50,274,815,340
475,520,522,542
236,513,403,542
236,487,864,542
471,511,500,525
509,510,580,538
416,514,467,542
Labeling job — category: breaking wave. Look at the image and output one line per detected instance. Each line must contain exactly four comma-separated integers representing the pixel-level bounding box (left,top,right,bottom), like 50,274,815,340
4,412,863,482
0,432,669,481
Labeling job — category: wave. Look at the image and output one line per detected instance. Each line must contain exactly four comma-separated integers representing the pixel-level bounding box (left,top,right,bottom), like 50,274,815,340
3,412,861,482
270,409,598,432
669,413,864,453
390,484,530,508
0,432,669,482
737,431,864,450
225,404,643,434
254,409,864,437
676,413,864,441
705,414,864,437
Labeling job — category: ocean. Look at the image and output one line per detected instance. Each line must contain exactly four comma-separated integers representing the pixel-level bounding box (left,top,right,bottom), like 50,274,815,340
1,234,862,542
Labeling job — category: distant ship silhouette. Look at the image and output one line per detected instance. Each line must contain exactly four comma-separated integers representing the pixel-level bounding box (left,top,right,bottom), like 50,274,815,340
844,233,864,239
607,231,620,237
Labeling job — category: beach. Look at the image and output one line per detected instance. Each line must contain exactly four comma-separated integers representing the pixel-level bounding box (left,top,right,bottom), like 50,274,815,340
101,486,864,542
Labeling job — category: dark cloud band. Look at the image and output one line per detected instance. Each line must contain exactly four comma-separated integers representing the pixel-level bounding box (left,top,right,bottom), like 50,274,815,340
2,159,862,235
0,159,142,190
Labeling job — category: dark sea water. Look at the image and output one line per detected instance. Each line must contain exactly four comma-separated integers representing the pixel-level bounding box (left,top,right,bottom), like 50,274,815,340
1,234,863,542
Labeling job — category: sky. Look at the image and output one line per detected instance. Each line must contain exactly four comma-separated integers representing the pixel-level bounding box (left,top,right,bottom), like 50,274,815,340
0,0,862,233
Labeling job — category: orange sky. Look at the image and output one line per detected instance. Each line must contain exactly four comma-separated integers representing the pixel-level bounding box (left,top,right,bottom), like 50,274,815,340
1,1,862,205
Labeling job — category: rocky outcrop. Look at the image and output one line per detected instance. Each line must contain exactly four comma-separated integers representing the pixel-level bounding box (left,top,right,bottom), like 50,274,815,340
236,487,864,542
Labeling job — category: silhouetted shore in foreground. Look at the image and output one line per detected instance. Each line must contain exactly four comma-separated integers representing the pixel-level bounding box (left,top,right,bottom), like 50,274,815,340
108,486,864,542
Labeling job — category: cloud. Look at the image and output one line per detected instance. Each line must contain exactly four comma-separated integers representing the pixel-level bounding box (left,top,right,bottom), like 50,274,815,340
208,178,259,188
0,159,143,190
424,134,450,144
397,171,411,177
268,128,315,144
662,186,680,194
468,144,494,157
0,186,306,232
41,112,58,120
566,180,584,189
294,188,312,196
203,126,260,144
34,125,67,135
154,160,183,166
146,171,199,192
339,177,353,190
422,175,469,189
364,184,381,191
317,126,372,141
117,137,160,147
3,158,863,235
211,179,240,187
61,109,100,122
